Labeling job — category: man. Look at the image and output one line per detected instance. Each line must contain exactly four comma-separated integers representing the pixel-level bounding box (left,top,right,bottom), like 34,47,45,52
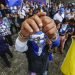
15,12,59,75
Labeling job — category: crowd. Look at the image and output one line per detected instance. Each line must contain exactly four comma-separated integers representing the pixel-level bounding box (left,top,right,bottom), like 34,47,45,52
0,1,75,75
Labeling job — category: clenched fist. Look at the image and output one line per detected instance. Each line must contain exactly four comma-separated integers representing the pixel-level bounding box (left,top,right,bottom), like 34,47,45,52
19,12,57,41
41,16,57,39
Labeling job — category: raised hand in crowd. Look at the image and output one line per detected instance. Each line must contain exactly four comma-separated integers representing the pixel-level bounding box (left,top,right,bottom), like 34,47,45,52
19,12,57,41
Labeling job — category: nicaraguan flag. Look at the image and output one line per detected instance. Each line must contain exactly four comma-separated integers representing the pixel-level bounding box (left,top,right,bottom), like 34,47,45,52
6,0,23,6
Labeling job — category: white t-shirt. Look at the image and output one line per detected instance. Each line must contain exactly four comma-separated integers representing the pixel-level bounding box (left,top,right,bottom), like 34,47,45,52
66,13,74,19
53,13,63,22
18,9,26,19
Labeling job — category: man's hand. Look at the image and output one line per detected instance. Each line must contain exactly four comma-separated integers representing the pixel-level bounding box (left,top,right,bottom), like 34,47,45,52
20,12,57,41
41,16,57,39
20,12,46,38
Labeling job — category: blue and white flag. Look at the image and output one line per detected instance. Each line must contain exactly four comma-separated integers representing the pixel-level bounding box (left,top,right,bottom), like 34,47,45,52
6,0,23,6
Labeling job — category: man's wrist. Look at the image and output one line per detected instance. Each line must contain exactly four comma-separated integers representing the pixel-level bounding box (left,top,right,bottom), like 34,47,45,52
18,36,28,42
18,31,29,42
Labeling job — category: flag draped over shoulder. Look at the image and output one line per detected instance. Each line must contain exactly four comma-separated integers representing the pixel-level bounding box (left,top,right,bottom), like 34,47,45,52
6,0,23,6
61,38,75,75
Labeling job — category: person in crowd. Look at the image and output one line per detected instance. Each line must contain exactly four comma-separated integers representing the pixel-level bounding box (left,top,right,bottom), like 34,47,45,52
58,1,64,9
59,18,69,53
15,12,60,75
67,18,75,37
54,20,61,31
0,34,13,67
14,13,21,32
10,12,19,34
3,12,13,46
64,18,75,47
27,8,34,18
52,20,61,53
42,5,48,15
18,4,26,24
0,4,6,17
65,5,71,15
66,12,74,20
53,10,64,23
0,14,13,46
49,3,58,18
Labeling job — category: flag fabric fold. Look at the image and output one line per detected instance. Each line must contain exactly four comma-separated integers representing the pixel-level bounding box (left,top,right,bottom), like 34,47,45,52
61,38,75,75
6,0,23,6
